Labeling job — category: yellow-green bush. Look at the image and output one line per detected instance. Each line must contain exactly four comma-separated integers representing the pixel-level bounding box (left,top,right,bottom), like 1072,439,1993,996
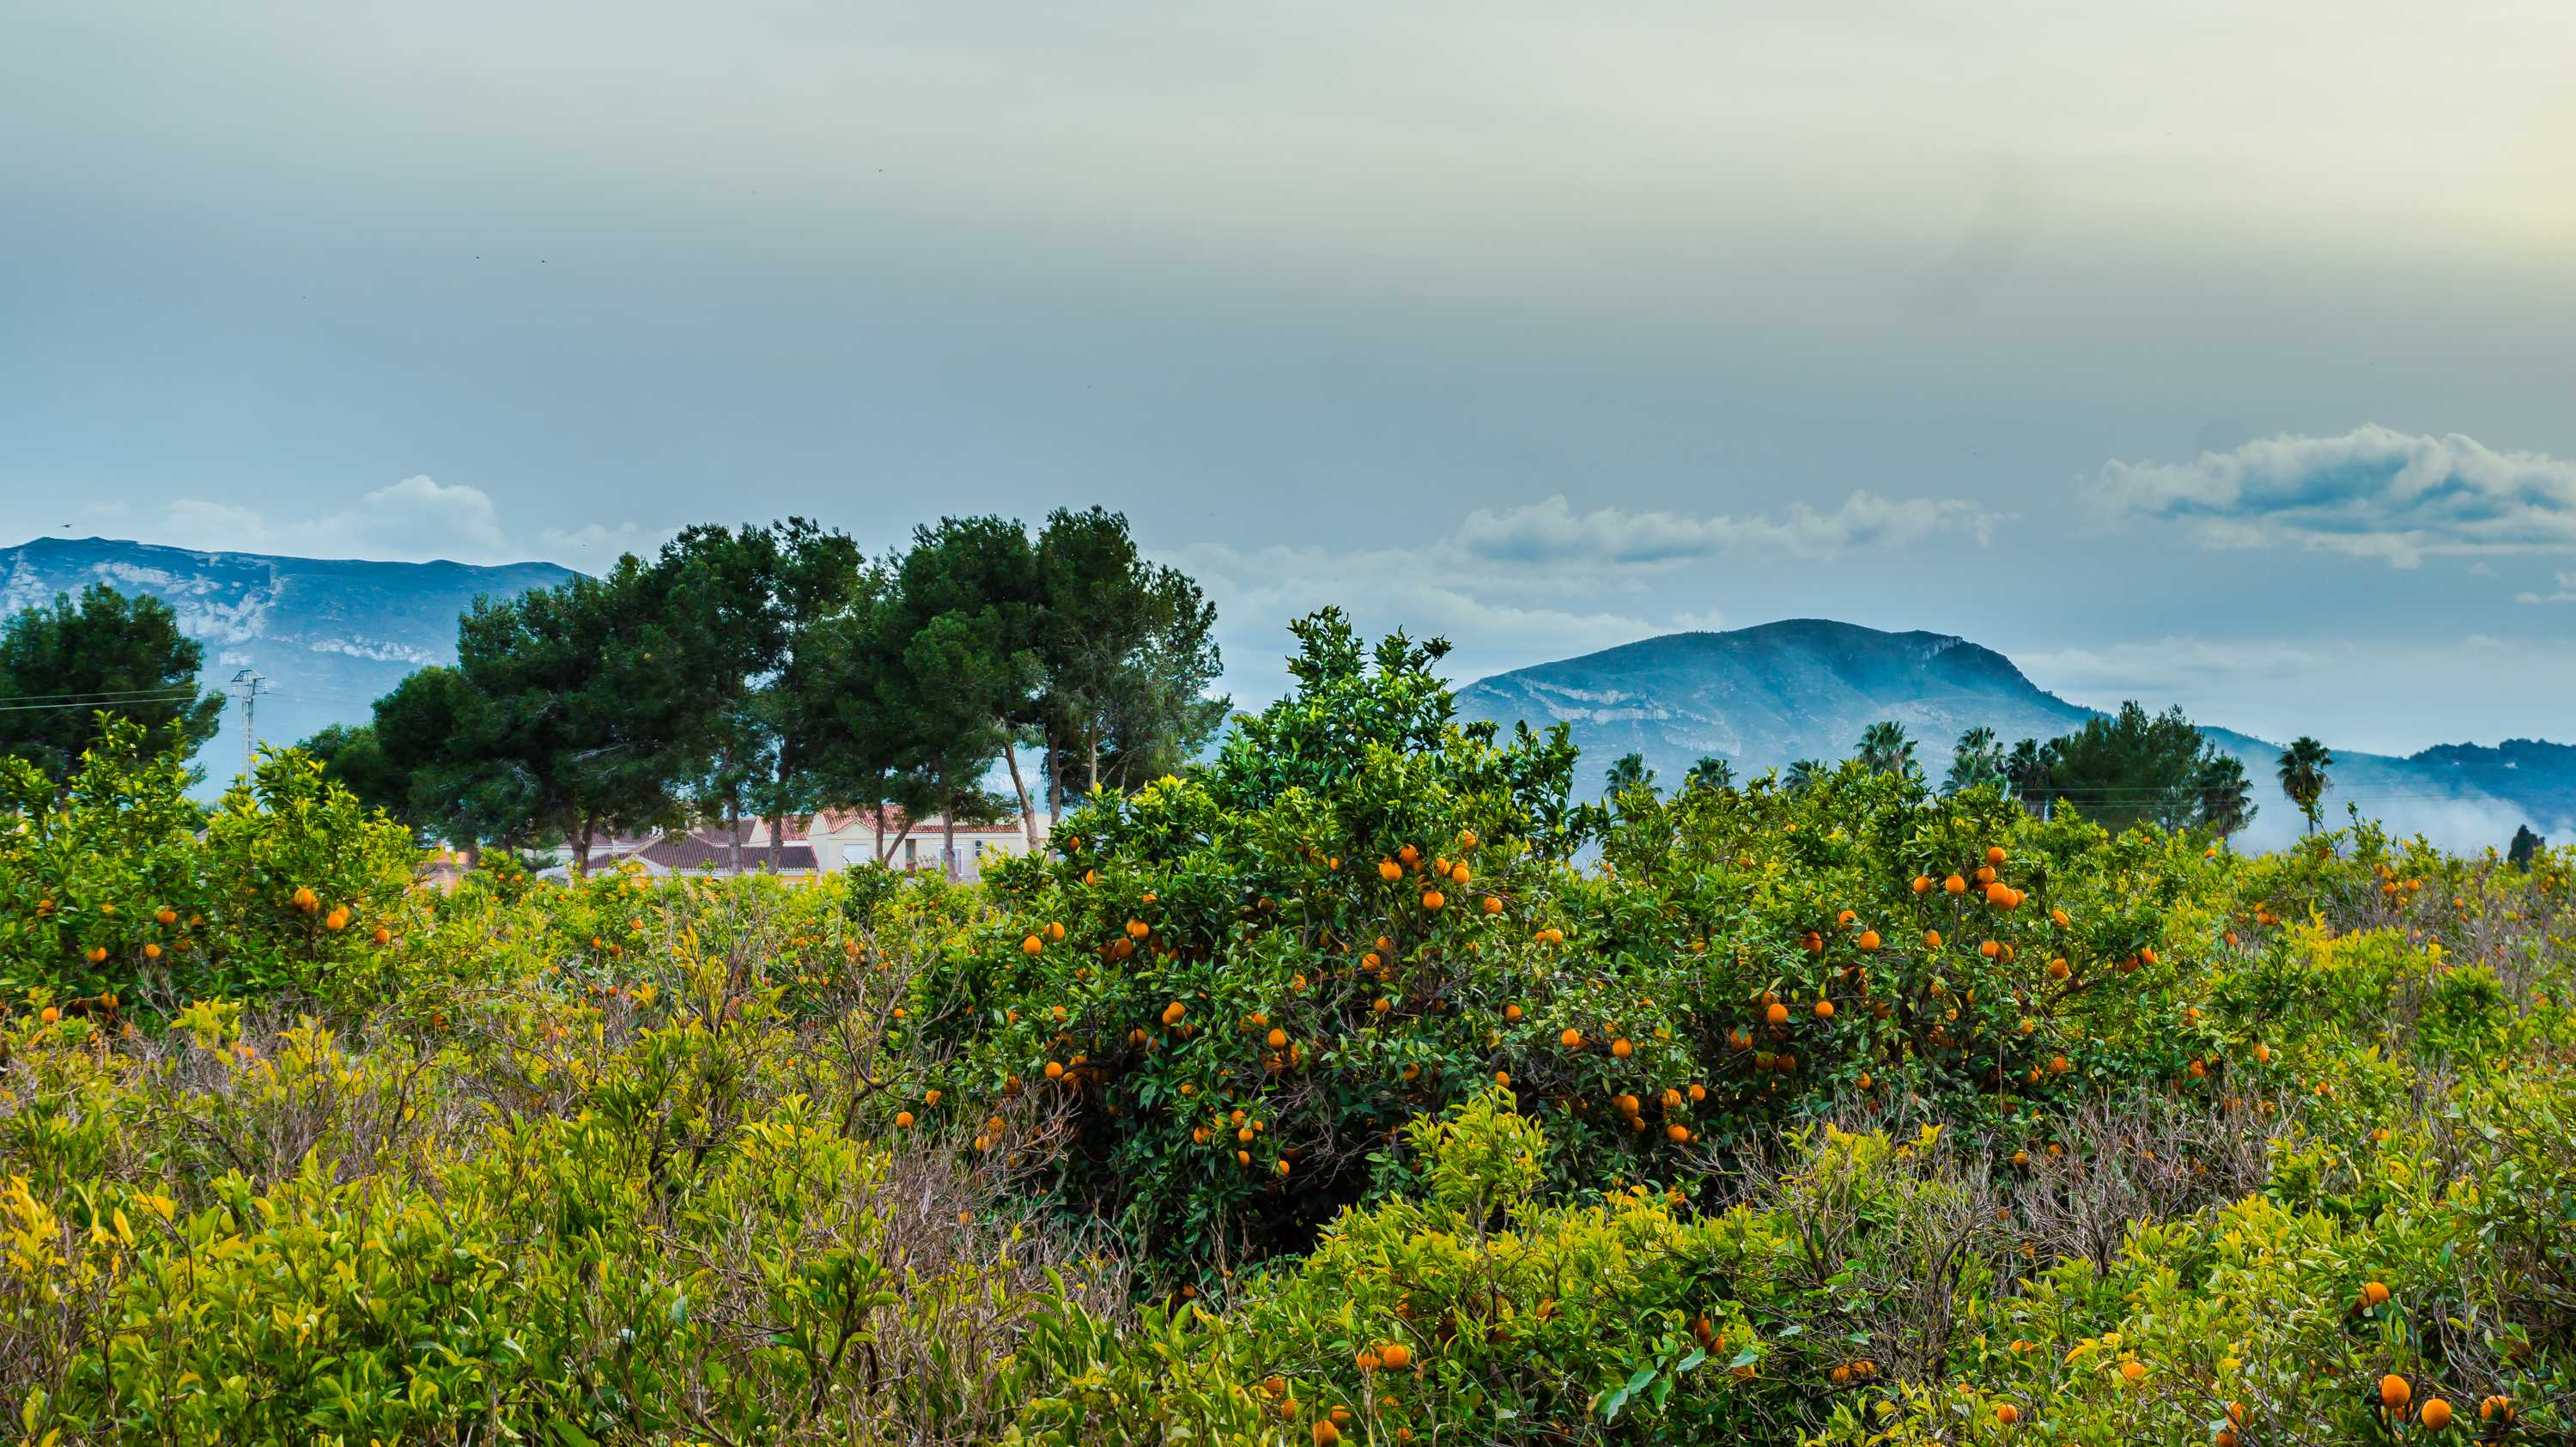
2,617,2573,1443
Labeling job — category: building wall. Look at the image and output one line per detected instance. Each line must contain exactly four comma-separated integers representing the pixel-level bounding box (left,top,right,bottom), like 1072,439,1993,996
809,816,1050,881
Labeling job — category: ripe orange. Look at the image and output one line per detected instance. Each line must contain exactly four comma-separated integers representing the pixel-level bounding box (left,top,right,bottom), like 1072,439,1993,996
1995,1403,2019,1426
2379,1374,2410,1410
2361,1280,2391,1308
1421,890,1446,910
1610,1037,1634,1058
2420,1399,2451,1432
1987,846,2008,865
895,1110,915,1128
1765,1002,1789,1025
1814,1000,1834,1019
2120,1361,2146,1385
1857,929,1880,951
1163,1001,1187,1024
1911,874,1932,893
1378,1342,1412,1371
1267,1027,1288,1049
1482,896,1503,915
1943,874,1967,895
1561,1028,1583,1049
1923,929,1943,948
1022,935,1043,955
1313,1422,1340,1447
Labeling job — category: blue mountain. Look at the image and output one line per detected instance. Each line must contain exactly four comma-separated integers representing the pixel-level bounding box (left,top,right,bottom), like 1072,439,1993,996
1455,620,2576,852
0,536,574,782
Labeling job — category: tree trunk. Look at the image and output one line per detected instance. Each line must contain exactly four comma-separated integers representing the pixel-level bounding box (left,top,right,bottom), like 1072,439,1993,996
1045,721,1063,824
570,816,595,880
726,802,744,876
943,807,958,881
1087,722,1102,793
1001,734,1040,852
769,747,792,874
874,806,917,866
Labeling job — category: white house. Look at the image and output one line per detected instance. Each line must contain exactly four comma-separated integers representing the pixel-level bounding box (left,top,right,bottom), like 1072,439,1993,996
809,807,1050,881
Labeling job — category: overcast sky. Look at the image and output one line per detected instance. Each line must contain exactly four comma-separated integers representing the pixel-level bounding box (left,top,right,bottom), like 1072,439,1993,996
6,1,2573,752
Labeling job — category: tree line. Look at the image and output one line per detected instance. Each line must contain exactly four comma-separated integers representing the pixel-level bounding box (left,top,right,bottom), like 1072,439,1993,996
0,509,1226,879
312,509,1227,875
1604,705,2358,844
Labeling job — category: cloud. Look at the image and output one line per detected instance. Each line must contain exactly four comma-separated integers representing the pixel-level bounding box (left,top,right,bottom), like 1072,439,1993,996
2091,425,2576,568
1453,491,1992,569
538,521,678,573
2515,570,2576,605
1174,492,1985,705
157,476,512,563
135,476,658,572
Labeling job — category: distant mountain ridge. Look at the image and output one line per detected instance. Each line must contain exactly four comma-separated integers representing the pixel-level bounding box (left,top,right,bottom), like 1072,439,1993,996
0,536,574,781
1455,619,2576,852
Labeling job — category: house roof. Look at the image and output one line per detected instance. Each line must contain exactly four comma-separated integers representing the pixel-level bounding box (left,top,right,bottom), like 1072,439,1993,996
811,806,1042,838
637,829,818,873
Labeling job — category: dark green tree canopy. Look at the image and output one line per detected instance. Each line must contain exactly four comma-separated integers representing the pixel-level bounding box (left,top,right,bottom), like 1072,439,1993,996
2036,701,2239,836
0,584,224,783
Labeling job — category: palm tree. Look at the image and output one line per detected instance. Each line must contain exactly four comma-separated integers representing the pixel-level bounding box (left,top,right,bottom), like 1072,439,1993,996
1683,755,1735,793
2003,737,2054,816
1942,727,2006,795
1783,758,1823,795
1856,720,1917,777
2276,736,2334,836
1603,751,1656,798
2196,753,2257,847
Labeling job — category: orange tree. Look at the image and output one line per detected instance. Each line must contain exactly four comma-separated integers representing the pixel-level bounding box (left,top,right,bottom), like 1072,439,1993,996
0,720,416,1016
911,613,2226,1278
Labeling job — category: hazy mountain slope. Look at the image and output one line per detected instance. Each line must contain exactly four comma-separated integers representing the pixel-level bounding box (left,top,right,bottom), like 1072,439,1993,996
1457,621,2573,852
0,536,574,781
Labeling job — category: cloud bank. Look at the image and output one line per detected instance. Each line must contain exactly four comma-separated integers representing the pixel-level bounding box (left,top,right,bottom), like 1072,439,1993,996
133,477,664,573
1176,490,1988,703
2092,425,2576,568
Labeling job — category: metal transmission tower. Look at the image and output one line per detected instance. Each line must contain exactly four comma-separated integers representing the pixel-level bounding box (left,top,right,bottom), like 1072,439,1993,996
229,668,268,774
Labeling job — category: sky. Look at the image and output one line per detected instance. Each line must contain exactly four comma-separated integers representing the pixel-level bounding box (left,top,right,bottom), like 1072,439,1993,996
5,1,2574,754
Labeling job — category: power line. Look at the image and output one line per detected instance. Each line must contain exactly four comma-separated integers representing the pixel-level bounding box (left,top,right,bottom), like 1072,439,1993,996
0,685,207,703
0,684,202,710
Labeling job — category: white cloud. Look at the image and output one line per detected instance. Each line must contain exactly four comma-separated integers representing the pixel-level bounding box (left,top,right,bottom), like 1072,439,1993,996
135,476,656,572
1454,490,1991,569
1175,492,1985,705
2515,570,2576,605
2091,425,2576,568
156,475,512,563
538,521,677,574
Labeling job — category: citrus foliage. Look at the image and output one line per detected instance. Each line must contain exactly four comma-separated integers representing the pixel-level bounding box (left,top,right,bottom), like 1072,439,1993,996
0,617,2572,1444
